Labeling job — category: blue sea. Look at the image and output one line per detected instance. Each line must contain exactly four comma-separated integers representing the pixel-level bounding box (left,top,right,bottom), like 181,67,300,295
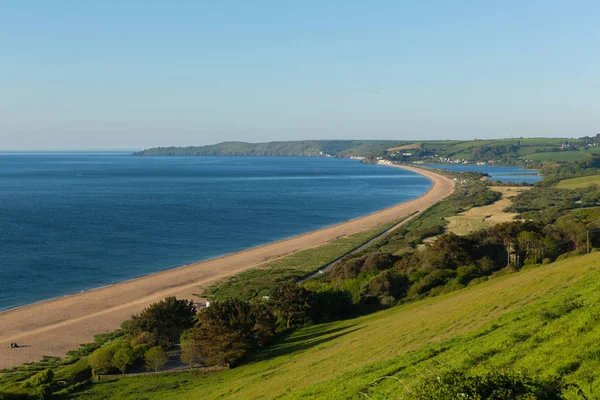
423,164,541,183
0,154,431,311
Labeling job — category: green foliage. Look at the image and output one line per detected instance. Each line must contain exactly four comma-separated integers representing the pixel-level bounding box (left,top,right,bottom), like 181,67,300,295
67,329,125,358
126,296,196,347
144,346,168,372
87,346,115,375
307,284,354,322
506,186,600,215
189,299,276,366
179,341,198,369
111,343,134,374
361,270,409,303
24,369,53,388
270,282,315,329
64,252,600,400
52,358,92,386
407,369,567,399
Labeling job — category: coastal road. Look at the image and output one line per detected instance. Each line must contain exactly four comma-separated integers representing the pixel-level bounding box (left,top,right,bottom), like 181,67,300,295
297,210,419,283
0,164,454,369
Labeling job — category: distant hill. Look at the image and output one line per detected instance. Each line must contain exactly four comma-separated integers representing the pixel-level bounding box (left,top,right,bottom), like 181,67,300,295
135,137,600,164
134,140,411,158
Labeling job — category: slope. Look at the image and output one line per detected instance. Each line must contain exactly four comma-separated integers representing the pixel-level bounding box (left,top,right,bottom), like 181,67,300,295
70,252,600,399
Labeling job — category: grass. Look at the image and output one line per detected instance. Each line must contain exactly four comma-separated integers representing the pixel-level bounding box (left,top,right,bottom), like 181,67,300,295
445,186,530,235
520,151,588,162
203,218,403,300
386,143,421,152
556,174,600,190
67,251,600,399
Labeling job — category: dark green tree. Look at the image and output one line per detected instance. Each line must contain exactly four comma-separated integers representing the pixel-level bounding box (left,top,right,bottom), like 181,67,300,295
127,296,196,347
270,282,315,329
189,299,276,366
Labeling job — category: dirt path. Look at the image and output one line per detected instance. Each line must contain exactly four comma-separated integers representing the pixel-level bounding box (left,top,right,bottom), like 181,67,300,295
0,164,454,369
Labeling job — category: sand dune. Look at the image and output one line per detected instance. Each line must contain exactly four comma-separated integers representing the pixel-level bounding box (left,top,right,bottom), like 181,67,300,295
0,164,454,369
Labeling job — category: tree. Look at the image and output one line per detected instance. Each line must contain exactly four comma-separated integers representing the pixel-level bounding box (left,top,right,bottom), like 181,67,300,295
362,270,409,302
127,297,196,347
180,340,198,369
556,219,587,251
188,299,276,366
145,346,168,372
270,282,314,329
88,346,115,375
111,343,134,374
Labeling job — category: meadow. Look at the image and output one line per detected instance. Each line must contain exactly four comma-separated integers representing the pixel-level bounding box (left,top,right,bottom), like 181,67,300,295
520,151,588,162
445,186,529,235
66,251,600,399
556,174,600,190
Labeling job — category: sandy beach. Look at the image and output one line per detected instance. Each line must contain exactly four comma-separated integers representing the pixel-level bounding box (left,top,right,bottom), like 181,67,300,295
0,164,454,369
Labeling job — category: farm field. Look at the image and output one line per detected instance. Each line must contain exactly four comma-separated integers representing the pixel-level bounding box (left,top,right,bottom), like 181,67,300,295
445,186,530,235
520,151,588,162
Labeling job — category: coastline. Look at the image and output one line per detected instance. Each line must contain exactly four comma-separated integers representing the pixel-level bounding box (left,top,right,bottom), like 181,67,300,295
0,164,455,369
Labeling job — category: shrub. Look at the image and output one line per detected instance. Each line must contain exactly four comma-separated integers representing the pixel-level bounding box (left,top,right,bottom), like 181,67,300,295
87,346,115,375
144,346,168,372
310,286,353,322
24,369,53,388
407,369,567,399
111,343,134,374
53,358,92,386
362,270,409,302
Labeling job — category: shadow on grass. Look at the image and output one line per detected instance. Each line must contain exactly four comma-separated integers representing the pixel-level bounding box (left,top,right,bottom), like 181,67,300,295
253,326,363,362
281,325,357,345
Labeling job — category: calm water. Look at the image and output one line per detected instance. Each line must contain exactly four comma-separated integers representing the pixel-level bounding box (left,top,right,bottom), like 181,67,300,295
0,154,431,311
423,164,541,183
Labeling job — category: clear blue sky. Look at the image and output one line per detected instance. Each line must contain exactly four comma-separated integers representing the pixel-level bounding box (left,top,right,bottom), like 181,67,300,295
1,1,599,149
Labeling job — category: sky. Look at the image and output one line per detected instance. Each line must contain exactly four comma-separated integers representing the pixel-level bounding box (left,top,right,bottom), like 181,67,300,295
1,1,599,150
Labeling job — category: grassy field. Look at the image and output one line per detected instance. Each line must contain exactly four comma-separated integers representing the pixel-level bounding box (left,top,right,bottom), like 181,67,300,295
445,186,530,235
68,252,600,399
409,138,592,163
520,151,587,162
556,174,600,190
203,219,402,300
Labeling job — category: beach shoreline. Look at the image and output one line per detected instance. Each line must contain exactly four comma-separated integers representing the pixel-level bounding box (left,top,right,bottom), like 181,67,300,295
0,164,454,369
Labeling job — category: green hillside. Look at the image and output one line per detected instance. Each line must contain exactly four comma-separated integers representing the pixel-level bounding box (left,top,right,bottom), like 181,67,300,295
134,140,410,157
135,137,600,165
68,252,600,399
556,174,600,189
416,138,594,163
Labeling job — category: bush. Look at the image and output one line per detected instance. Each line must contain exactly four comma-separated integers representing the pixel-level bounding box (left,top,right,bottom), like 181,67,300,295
53,358,92,386
24,369,53,388
310,286,353,322
408,369,567,399
144,346,168,372
111,343,134,374
362,270,409,302
87,346,115,375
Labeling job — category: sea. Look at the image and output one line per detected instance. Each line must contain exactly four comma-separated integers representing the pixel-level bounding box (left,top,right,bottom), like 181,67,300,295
423,164,541,184
0,153,432,311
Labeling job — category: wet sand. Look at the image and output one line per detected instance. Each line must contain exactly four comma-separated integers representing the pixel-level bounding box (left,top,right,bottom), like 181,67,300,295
0,164,454,368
